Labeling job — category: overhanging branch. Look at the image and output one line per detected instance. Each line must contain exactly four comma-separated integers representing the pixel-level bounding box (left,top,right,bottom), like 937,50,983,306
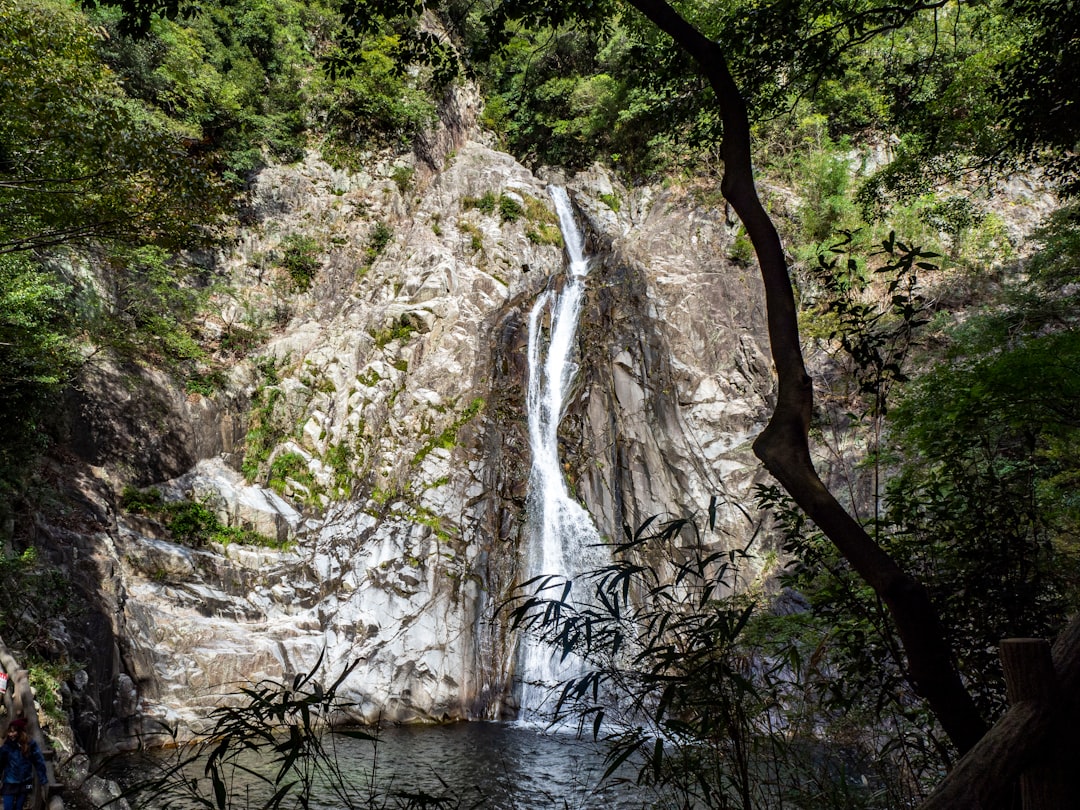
622,0,989,753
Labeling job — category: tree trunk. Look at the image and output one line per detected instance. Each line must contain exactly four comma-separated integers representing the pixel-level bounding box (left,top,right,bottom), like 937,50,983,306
622,0,988,753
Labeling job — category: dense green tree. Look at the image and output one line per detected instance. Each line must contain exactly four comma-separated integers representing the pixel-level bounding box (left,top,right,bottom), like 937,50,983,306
0,0,232,507
0,255,79,498
997,0,1080,193
467,17,720,175
0,0,228,255
90,0,318,179
88,0,438,179
780,207,1080,805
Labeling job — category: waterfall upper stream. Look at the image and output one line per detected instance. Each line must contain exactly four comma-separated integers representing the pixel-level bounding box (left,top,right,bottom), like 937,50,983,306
518,187,610,719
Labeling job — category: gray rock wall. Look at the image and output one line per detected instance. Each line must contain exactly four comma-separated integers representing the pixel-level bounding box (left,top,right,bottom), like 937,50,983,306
39,131,778,750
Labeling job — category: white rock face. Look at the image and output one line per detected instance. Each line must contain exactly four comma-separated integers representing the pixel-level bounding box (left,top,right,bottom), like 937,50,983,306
60,121,779,747
567,177,777,552
158,457,303,543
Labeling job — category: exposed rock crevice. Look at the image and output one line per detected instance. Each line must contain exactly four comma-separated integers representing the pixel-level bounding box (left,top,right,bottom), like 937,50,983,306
30,142,777,752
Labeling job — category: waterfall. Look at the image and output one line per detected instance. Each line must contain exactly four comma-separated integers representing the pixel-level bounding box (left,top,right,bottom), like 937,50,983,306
518,187,608,721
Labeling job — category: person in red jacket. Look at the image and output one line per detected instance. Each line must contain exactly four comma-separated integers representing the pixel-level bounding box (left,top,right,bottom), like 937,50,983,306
0,718,46,810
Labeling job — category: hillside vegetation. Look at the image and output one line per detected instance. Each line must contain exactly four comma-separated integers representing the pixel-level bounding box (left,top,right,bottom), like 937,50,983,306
3,0,1080,806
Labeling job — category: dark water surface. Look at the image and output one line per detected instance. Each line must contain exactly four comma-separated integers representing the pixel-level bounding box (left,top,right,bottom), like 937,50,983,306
111,721,663,809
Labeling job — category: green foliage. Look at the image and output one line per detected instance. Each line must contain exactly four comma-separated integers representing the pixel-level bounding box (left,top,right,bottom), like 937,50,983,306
86,245,222,394
356,367,382,387
0,0,230,498
162,499,218,545
598,193,621,213
847,3,1015,213
391,165,415,193
28,659,78,726
186,369,228,397
409,0,1024,183
765,315,1080,726
213,523,290,548
497,194,524,224
920,195,984,240
267,451,314,496
333,0,1070,201
93,0,309,178
457,220,484,253
888,326,1080,643
779,211,1080,737
243,385,288,482
121,488,289,549
411,397,483,466
0,548,74,657
370,318,416,348
364,221,394,271
315,34,436,158
407,505,452,542
805,231,935,416
462,190,555,234
729,227,754,265
522,194,558,225
525,224,563,246
0,254,79,499
1,0,228,254
324,442,353,496
91,0,439,182
998,0,1080,193
462,192,497,215
120,485,165,513
796,147,858,247
370,484,398,506
1035,211,1080,278
280,234,321,292
927,203,1080,360
469,18,717,176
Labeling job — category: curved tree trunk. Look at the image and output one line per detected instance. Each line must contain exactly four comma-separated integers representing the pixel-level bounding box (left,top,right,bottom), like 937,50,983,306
622,0,988,754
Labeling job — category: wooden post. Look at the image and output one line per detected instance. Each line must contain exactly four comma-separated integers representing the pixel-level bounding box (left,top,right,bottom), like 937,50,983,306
919,617,1080,810
999,638,1068,810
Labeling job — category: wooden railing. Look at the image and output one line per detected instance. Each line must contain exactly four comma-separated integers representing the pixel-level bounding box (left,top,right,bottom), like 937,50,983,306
920,616,1080,810
0,642,63,810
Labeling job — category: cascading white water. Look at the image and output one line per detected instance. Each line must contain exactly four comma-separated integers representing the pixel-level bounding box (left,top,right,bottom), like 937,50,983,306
518,187,608,720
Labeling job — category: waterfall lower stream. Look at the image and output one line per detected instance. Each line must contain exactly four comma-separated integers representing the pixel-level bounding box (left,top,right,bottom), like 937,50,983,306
518,187,609,720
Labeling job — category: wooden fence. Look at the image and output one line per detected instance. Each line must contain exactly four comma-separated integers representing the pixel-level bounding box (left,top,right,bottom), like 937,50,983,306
920,616,1080,810
0,644,63,810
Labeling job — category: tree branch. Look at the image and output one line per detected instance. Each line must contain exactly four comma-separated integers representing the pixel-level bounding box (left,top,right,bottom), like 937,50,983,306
622,0,988,753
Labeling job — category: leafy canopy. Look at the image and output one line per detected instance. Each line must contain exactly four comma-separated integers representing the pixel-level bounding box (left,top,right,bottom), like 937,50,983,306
0,0,228,255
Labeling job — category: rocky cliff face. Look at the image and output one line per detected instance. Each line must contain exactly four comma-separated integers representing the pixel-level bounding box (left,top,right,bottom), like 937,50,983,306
31,95,777,752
